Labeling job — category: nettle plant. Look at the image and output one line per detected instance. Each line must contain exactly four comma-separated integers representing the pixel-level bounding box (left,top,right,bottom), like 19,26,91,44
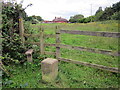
2,1,32,64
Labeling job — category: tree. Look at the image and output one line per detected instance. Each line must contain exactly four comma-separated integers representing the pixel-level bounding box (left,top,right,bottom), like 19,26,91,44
95,7,103,15
100,7,114,20
94,1,120,21
69,14,84,23
95,11,104,21
35,16,43,21
78,16,95,23
25,15,43,24
2,1,31,64
111,11,120,20
95,7,104,21
112,1,120,12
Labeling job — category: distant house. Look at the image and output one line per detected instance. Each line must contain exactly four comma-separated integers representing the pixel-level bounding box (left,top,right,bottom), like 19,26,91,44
43,17,68,23
52,17,68,23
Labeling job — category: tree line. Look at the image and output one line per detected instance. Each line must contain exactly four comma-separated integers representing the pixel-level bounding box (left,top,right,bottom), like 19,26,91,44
23,1,120,24
69,1,120,23
5,1,119,25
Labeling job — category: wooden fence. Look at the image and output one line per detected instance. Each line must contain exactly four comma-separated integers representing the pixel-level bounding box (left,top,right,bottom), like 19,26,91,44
22,26,120,73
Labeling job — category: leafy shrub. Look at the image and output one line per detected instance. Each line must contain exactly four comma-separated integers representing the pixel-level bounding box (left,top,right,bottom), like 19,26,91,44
2,1,28,64
111,11,120,20
78,18,85,23
78,16,95,23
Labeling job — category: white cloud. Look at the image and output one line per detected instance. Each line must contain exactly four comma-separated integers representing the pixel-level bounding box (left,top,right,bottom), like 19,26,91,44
16,0,120,20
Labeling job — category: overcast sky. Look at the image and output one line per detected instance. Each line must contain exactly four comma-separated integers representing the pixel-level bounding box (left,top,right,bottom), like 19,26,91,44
16,0,120,20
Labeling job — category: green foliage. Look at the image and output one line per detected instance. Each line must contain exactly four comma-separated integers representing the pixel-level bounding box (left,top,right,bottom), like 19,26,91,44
99,7,114,20
94,1,120,21
78,16,95,23
25,15,43,24
111,11,120,20
69,1,120,23
69,14,84,23
2,3,18,35
95,7,103,15
112,1,120,12
2,2,27,64
95,10,104,21
78,18,85,23
2,33,26,64
32,15,43,21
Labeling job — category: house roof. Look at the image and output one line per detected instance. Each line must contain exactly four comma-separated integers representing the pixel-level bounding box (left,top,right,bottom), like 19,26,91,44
53,17,68,22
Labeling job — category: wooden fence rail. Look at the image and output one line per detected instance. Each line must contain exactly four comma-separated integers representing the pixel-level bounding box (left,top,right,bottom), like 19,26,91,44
39,43,120,56
58,57,119,73
44,34,56,38
60,44,120,56
60,30,120,38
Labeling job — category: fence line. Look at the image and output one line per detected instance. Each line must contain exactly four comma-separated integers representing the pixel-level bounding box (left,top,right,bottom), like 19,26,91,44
44,51,56,55
22,27,120,73
60,30,120,38
60,44,120,56
42,43,120,56
58,57,119,73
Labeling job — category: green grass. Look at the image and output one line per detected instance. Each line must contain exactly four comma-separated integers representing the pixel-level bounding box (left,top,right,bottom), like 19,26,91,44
2,20,119,88
2,61,119,88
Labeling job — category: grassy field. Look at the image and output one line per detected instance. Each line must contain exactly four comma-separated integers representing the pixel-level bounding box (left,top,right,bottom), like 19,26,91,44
2,20,119,88
29,20,119,67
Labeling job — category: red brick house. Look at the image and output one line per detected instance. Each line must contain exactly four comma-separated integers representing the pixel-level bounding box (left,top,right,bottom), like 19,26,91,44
52,17,68,23
43,17,68,23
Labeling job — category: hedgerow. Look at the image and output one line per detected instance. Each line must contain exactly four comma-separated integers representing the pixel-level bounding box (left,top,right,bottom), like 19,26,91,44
2,1,27,65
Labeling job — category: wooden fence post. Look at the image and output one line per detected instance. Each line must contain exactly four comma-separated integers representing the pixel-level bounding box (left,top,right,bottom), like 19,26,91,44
56,26,61,59
19,15,25,44
40,27,44,55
